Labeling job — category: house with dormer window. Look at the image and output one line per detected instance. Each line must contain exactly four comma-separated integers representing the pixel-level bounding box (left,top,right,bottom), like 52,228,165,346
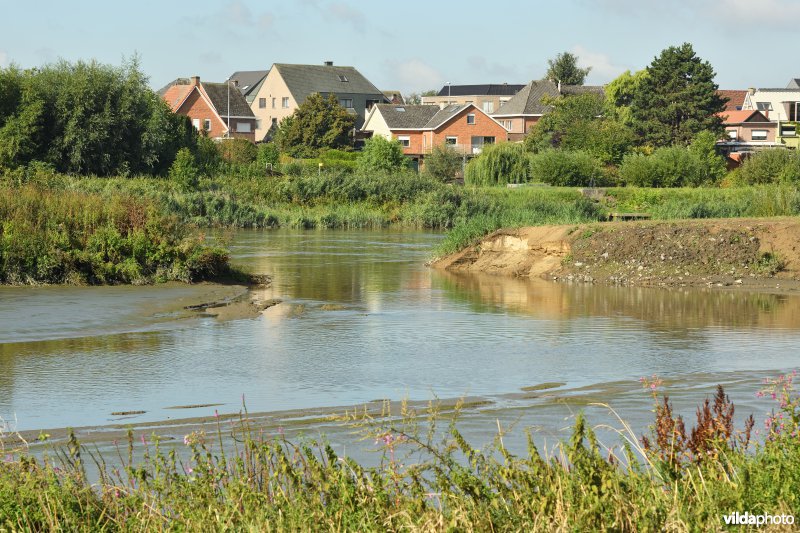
742,81,800,149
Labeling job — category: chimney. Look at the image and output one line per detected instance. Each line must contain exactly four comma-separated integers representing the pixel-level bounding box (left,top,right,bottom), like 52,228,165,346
748,87,756,95
190,76,200,86
324,61,333,66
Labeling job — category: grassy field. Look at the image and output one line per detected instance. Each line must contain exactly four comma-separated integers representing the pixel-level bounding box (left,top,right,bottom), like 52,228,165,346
1,376,798,531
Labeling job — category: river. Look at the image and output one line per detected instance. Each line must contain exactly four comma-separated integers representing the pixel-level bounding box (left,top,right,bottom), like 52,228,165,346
1,229,799,452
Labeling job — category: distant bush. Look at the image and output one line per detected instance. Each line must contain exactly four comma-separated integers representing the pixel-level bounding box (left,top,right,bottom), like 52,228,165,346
256,143,280,169
169,148,199,190
734,149,800,185
464,143,530,186
619,133,727,187
529,150,604,186
357,136,407,173
218,138,257,165
424,144,463,182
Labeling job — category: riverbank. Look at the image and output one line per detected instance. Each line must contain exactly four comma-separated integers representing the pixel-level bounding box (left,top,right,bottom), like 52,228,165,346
433,217,800,293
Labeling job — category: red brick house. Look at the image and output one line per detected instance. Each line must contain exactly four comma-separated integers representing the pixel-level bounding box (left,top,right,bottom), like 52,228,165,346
361,103,509,168
160,76,257,142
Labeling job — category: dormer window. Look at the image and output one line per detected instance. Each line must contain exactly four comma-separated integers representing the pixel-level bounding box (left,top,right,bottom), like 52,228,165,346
338,75,348,82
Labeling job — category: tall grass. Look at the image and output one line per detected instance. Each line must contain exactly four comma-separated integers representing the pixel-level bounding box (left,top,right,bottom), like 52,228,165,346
0,185,235,284
1,376,799,530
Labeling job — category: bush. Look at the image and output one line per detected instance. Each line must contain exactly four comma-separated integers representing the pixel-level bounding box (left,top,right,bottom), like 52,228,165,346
736,149,800,185
217,138,257,165
529,150,604,186
424,144,463,182
464,143,530,186
169,148,199,190
357,136,407,173
256,142,280,169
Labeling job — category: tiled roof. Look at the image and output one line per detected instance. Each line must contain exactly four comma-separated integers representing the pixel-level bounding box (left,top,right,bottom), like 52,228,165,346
435,84,524,97
161,83,194,112
229,70,270,102
275,63,385,103
718,90,747,111
787,79,800,89
423,104,469,128
718,110,772,124
201,82,256,118
493,80,603,116
373,104,440,129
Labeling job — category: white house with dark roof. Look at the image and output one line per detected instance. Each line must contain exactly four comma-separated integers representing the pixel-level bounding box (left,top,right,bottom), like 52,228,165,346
742,84,800,148
248,61,388,142
421,83,524,114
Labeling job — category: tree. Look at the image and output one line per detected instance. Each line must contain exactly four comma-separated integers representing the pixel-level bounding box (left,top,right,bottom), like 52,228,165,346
405,89,438,105
630,43,726,147
169,147,199,189
604,70,648,126
525,93,634,165
545,52,590,85
273,93,356,157
356,136,407,173
464,143,530,186
424,144,463,181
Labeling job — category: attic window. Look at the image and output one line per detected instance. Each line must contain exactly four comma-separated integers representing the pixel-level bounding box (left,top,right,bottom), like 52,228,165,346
756,102,773,112
338,75,348,82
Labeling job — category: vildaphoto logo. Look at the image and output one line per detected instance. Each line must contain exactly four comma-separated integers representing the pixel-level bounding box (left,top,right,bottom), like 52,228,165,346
723,512,794,527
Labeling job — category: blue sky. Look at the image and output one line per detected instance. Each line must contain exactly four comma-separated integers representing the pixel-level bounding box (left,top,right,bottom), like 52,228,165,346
2,0,799,95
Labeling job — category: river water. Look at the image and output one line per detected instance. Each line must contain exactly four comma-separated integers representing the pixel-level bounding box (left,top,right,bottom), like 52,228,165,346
1,229,799,448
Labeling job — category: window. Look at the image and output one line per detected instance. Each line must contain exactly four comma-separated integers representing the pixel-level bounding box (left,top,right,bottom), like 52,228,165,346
272,97,276,109
338,75,348,82
397,135,411,147
752,130,768,141
282,97,289,108
237,122,251,133
192,118,200,130
756,102,773,112
395,107,406,112
339,98,353,108
203,119,211,131
727,129,737,140
790,102,800,121
466,114,475,125
259,97,266,108
483,101,494,113
445,136,457,145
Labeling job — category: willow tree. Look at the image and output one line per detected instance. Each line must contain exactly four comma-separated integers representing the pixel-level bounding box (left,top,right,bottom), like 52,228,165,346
464,143,529,186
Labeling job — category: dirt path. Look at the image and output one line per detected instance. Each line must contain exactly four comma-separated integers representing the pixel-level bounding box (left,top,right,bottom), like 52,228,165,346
432,218,800,293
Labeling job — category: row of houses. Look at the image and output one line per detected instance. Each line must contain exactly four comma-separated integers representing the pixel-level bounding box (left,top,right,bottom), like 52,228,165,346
158,61,800,168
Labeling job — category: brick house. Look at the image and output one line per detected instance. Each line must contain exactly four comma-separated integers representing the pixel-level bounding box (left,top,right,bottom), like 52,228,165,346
247,61,388,142
361,103,509,169
492,80,604,141
716,110,779,161
160,76,257,141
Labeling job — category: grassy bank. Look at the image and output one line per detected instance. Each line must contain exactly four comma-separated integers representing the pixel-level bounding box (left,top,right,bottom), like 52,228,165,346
0,185,239,285
1,376,798,530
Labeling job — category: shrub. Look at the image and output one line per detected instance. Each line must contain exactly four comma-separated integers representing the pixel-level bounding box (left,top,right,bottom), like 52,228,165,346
256,142,280,169
528,150,604,186
217,138,257,165
736,149,800,185
424,144,463,182
620,146,698,187
357,136,408,173
464,143,530,186
169,148,199,190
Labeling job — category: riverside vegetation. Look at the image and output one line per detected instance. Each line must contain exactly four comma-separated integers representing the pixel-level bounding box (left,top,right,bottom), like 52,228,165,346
0,374,798,530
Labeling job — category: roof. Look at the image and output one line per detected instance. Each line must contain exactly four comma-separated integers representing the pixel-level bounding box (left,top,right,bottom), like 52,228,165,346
201,82,256,118
718,110,773,124
788,79,800,89
372,104,440,129
423,104,470,128
435,84,524,97
274,63,385,102
229,70,270,101
161,82,194,112
383,90,405,104
493,80,604,116
718,90,747,111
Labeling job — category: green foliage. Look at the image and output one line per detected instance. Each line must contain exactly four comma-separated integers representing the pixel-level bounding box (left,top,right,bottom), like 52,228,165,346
194,135,221,176
256,142,280,169
273,93,356,157
423,143,463,182
529,150,605,186
604,70,648,126
169,148,199,190
525,93,634,165
734,149,800,185
545,51,591,85
0,58,195,176
465,143,530,186
356,136,407,173
619,135,726,188
217,138,257,165
630,43,726,147
0,184,236,284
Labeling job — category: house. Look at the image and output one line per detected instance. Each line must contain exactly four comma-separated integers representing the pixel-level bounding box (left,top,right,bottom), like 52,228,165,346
421,84,524,115
716,110,778,158
717,90,747,112
248,61,388,142
741,86,800,149
491,80,604,140
361,103,509,169
160,76,256,141
228,70,270,105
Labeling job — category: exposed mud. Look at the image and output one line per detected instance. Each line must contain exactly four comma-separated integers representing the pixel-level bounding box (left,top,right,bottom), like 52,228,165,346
433,218,800,293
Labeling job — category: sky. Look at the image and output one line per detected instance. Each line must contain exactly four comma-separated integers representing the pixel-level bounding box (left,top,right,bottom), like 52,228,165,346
2,0,799,95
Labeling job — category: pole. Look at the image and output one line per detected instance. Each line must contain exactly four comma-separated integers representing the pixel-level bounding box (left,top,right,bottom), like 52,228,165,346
226,78,230,138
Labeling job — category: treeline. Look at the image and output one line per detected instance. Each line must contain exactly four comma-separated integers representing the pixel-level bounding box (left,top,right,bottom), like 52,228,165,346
466,43,800,188
0,58,195,176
